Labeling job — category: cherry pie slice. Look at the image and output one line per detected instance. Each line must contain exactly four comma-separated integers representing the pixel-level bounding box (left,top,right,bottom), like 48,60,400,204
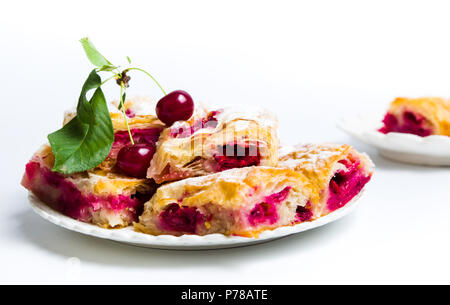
136,143,373,237
22,145,156,228
147,107,279,184
135,166,318,237
378,97,450,137
278,143,373,216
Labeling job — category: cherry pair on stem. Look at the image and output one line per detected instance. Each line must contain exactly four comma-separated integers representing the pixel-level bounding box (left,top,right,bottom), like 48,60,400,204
117,90,194,178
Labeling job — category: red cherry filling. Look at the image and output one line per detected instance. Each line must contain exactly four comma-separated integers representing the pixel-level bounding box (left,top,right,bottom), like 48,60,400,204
116,144,156,178
170,110,220,138
159,203,204,233
109,128,161,162
296,202,313,222
249,203,277,226
214,143,261,171
125,108,135,118
22,161,145,222
248,187,291,226
327,159,371,212
379,111,433,137
156,90,194,126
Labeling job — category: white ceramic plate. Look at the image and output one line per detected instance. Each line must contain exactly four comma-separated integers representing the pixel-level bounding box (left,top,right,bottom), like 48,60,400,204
28,191,366,250
337,113,450,166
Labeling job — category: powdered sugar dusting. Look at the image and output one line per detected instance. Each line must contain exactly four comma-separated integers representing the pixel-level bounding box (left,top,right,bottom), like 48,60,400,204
164,166,254,190
170,106,278,138
279,143,347,171
215,106,278,130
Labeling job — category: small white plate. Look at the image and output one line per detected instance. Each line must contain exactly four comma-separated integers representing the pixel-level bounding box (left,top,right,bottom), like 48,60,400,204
338,113,450,166
28,191,366,250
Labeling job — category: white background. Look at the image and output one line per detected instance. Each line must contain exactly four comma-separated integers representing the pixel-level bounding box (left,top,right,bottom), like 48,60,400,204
1,0,450,284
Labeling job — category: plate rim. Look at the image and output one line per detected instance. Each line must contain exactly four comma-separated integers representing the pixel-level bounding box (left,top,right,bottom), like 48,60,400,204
28,190,365,250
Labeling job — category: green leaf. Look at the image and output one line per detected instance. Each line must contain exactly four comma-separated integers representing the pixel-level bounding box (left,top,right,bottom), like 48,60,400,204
126,56,131,64
97,64,118,72
48,70,114,174
76,70,100,124
79,37,112,67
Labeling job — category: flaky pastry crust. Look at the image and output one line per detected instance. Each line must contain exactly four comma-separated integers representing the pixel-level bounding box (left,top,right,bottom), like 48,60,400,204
279,143,374,216
148,107,279,184
136,166,318,237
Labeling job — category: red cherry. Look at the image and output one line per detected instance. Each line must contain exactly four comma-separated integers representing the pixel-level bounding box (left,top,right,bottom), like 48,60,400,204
156,90,194,126
116,144,156,178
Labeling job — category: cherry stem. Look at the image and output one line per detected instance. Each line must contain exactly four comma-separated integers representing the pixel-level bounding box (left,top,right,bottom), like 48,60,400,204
100,74,116,86
98,65,165,145
119,81,135,145
124,67,167,95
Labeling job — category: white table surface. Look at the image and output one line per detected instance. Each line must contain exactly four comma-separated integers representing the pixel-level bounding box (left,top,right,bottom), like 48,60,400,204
1,0,449,284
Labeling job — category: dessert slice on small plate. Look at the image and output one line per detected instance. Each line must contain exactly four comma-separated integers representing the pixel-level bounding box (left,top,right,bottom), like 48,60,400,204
338,97,450,166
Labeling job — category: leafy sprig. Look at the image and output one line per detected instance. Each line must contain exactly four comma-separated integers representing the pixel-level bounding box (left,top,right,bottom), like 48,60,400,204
47,37,166,174
48,70,114,174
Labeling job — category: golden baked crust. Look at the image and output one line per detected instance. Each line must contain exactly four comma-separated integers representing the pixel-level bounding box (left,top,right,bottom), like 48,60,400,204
387,97,450,136
148,106,279,184
278,143,374,216
136,166,318,237
148,167,315,210
109,97,165,131
279,144,353,192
